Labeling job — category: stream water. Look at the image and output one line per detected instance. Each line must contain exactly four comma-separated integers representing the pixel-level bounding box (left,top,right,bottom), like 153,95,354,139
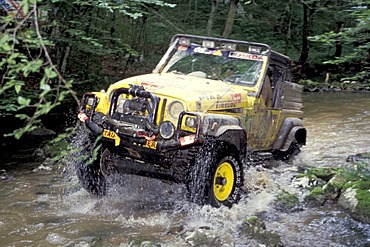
1,92,370,246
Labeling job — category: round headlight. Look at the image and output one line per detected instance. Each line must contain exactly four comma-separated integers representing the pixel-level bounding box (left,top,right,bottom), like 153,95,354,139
168,101,184,120
185,117,196,128
159,121,175,139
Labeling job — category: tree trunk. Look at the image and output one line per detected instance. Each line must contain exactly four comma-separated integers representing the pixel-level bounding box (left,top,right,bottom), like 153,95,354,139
60,45,71,76
207,0,218,36
284,0,293,54
299,3,309,64
299,1,317,64
334,24,343,58
221,0,239,38
333,0,343,58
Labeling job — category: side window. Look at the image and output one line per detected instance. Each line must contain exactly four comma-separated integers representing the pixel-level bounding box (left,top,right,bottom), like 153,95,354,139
270,65,285,108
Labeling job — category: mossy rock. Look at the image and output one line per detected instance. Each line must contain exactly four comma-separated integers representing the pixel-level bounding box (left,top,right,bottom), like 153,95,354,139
275,190,299,212
295,166,340,190
323,162,369,223
241,216,283,246
355,189,370,223
305,187,326,206
343,179,370,223
129,237,162,247
322,174,348,198
338,187,370,224
346,152,370,162
305,167,340,182
299,161,370,223
183,228,220,246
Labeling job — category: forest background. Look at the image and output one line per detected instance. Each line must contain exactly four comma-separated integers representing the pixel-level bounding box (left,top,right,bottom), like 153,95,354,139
0,0,369,140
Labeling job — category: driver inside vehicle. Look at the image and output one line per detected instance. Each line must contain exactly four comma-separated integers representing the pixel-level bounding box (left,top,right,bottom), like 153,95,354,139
261,74,273,107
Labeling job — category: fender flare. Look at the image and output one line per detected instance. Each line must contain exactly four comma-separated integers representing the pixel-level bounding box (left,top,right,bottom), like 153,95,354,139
272,117,306,151
210,126,247,156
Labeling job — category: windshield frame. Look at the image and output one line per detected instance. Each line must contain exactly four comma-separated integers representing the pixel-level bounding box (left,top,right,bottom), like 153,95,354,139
153,34,272,88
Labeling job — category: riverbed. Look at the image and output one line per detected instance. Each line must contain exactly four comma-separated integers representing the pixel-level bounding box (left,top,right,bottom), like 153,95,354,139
1,92,370,246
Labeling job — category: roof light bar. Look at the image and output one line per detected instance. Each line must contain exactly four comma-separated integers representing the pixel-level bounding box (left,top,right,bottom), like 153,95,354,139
202,40,215,49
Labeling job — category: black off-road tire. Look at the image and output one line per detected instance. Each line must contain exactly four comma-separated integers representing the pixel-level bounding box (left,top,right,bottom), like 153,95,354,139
73,126,106,196
272,141,301,162
76,156,106,196
186,141,243,207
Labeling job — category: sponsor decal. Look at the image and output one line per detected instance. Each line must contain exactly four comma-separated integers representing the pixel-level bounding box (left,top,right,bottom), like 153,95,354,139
229,52,263,61
141,82,163,91
194,47,213,55
215,101,237,109
193,47,223,56
231,93,242,103
213,50,223,56
199,94,223,101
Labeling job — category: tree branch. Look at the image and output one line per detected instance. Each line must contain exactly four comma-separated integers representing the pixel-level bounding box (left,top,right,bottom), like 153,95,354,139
32,1,80,106
141,4,184,33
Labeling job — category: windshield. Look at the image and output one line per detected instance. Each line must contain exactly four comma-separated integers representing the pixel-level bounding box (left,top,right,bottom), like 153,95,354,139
162,45,265,86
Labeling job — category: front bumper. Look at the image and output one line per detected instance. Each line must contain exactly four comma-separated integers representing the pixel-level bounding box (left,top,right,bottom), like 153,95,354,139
77,110,203,161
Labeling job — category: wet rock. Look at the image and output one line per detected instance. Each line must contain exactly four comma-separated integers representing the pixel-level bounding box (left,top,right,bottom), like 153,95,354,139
46,232,67,245
338,187,358,212
274,190,299,212
33,164,53,172
32,138,68,166
293,166,339,193
346,153,370,163
0,169,12,181
304,167,338,183
301,162,370,224
339,187,370,224
305,187,327,206
166,224,185,235
129,237,162,247
322,174,347,198
32,148,47,162
241,216,283,247
183,228,221,246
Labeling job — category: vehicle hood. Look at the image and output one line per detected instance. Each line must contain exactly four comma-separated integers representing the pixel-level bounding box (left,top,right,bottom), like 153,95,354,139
108,73,249,111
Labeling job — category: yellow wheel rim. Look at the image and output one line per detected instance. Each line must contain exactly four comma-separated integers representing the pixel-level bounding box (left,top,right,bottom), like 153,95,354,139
213,161,235,202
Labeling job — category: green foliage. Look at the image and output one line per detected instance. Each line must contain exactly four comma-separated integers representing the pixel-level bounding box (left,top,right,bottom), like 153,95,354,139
309,0,370,80
0,0,177,139
0,1,77,139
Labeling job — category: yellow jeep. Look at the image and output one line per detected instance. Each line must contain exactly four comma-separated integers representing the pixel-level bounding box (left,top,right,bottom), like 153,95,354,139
76,34,306,207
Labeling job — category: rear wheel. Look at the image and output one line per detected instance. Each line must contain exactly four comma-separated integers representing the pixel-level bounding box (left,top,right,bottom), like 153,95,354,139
272,141,301,162
186,141,243,207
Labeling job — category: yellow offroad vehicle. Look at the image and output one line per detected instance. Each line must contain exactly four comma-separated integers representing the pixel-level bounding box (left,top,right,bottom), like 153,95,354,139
76,34,306,207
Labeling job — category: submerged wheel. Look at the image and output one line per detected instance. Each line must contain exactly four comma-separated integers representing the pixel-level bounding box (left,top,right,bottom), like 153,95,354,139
73,126,106,196
76,154,106,196
186,141,243,207
272,141,301,162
